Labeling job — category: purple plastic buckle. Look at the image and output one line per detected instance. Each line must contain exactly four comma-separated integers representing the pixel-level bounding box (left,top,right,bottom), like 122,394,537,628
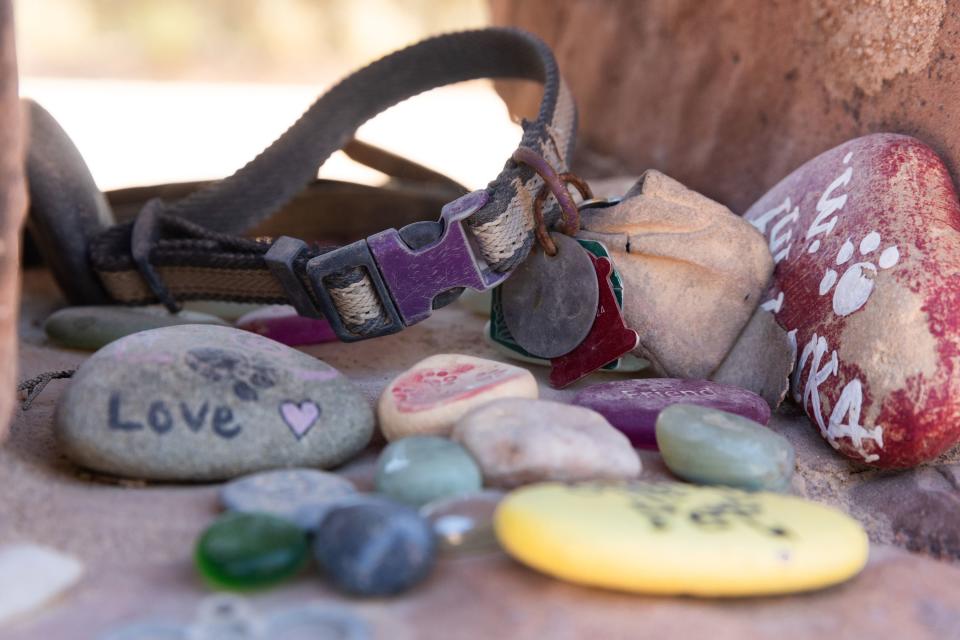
367,190,507,326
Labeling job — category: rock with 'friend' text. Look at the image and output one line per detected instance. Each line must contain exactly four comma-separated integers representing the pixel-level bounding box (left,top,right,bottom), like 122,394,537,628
744,134,960,468
55,325,374,480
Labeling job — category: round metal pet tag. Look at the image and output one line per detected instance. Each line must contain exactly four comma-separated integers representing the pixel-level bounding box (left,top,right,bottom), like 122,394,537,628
500,233,599,358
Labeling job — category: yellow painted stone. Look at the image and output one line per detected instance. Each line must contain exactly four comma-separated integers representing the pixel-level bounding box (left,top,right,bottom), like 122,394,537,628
494,481,869,597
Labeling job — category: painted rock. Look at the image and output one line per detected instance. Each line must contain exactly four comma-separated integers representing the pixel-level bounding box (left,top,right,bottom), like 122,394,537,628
744,134,960,467
452,398,641,488
55,325,374,481
313,500,437,596
195,512,309,590
655,404,795,492
572,379,770,449
420,490,505,555
375,436,482,506
378,354,538,440
44,305,227,351
220,468,357,531
0,544,83,624
235,305,338,346
494,481,868,596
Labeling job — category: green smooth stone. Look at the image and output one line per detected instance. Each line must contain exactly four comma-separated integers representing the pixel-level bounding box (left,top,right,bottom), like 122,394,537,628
195,512,308,590
44,305,227,350
375,436,482,507
655,403,795,492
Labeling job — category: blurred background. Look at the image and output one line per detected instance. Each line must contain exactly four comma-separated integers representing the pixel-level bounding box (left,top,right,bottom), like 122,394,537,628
14,0,523,191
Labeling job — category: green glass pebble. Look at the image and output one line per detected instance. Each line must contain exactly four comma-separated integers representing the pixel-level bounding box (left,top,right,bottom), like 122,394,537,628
655,403,795,492
44,305,227,350
195,512,309,591
375,436,482,507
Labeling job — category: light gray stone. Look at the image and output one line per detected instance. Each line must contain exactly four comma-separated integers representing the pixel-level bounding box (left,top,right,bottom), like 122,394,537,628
220,468,358,531
452,398,641,488
44,305,227,351
55,325,374,481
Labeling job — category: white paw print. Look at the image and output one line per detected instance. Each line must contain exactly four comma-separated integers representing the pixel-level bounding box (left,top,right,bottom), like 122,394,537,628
818,231,899,317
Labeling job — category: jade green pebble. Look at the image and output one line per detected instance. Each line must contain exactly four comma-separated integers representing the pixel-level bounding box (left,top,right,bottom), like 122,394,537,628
195,512,309,590
45,305,227,350
375,436,482,506
655,403,795,492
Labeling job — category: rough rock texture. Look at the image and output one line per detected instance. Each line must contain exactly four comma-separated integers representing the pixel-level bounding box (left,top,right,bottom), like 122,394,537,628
491,0,960,215
578,170,773,380
5,270,960,637
0,0,25,440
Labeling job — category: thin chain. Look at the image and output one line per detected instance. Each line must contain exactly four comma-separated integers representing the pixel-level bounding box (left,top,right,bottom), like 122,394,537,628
17,369,75,411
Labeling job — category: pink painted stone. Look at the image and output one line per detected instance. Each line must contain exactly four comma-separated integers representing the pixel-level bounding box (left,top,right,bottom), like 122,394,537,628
235,305,337,346
744,134,960,468
572,379,770,449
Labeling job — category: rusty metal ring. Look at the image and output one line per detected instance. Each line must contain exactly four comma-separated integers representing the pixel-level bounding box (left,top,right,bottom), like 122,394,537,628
512,147,593,256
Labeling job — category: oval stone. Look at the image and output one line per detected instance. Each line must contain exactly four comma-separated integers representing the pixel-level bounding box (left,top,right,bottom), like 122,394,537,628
375,436,482,507
452,398,641,488
220,468,357,531
378,354,538,440
494,481,869,596
572,379,770,449
655,404,795,492
313,500,437,596
44,305,227,351
55,325,374,481
195,512,309,590
235,305,337,347
744,134,960,467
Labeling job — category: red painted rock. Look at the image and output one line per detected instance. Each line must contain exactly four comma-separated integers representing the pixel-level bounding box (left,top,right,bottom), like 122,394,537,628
744,134,960,468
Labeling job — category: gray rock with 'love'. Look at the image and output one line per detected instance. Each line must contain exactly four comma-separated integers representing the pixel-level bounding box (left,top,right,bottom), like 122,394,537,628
55,325,374,481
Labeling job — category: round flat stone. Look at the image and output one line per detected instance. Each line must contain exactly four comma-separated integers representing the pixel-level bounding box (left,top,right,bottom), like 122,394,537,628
375,436,482,507
195,512,309,590
44,305,227,351
494,481,869,596
656,404,795,492
56,324,374,481
378,354,538,440
420,490,505,555
452,398,640,489
500,233,599,358
220,468,357,531
572,378,770,449
313,501,436,596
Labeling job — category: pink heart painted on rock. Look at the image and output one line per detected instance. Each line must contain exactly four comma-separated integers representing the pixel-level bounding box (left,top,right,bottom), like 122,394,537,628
279,400,320,439
744,134,960,468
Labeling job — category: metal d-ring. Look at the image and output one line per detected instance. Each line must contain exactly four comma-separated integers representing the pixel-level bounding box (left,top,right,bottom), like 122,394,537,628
511,147,593,256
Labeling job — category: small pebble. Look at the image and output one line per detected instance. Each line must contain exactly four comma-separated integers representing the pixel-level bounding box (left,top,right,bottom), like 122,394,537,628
235,305,338,346
375,436,482,507
195,512,309,590
655,403,795,491
44,305,227,350
573,378,771,448
182,300,264,321
457,289,492,316
452,398,641,488
378,354,538,440
313,500,436,596
420,490,505,554
221,468,357,531
0,544,83,624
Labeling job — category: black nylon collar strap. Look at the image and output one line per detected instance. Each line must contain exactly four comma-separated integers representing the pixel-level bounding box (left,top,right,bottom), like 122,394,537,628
84,28,577,340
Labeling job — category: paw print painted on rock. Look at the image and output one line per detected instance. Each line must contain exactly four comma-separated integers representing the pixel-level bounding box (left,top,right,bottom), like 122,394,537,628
185,348,278,402
818,231,899,317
